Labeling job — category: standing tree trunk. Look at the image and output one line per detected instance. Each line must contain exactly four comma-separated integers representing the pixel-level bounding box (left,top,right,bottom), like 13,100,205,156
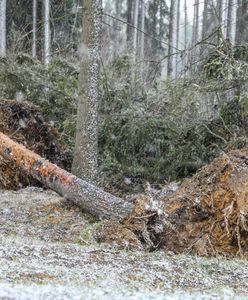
140,0,145,81
192,0,200,48
113,0,121,58
44,0,51,65
184,0,187,48
159,0,164,52
32,0,37,58
176,0,180,77
72,0,102,183
220,0,229,39
183,0,188,76
191,0,200,73
202,0,208,41
0,0,6,57
133,0,139,55
126,0,133,47
236,0,248,44
228,0,238,45
167,0,178,79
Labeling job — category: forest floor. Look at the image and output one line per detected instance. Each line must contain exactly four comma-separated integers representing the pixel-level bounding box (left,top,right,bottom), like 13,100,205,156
1,188,248,300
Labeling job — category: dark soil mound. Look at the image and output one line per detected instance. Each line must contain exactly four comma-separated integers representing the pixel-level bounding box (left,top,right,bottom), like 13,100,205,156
0,99,68,189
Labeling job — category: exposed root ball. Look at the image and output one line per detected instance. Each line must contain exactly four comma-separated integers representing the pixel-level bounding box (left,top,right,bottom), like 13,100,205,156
0,99,65,189
161,149,248,256
98,189,169,251
100,150,248,256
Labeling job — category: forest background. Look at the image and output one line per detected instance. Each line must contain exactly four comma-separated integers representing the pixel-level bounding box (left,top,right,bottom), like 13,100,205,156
0,0,247,194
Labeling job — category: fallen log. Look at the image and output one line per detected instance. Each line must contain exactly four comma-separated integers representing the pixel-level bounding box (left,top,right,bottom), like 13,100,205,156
0,132,134,219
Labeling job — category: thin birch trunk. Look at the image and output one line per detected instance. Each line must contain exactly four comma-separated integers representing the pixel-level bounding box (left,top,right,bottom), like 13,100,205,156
228,0,238,45
183,0,188,76
191,0,200,73
133,0,139,55
32,0,37,58
0,0,6,57
114,0,120,58
126,0,133,46
220,0,229,39
176,0,180,77
44,0,51,65
167,0,178,79
140,0,145,81
184,0,187,48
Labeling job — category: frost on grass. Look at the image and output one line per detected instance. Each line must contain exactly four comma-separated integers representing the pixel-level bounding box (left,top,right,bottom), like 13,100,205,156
1,188,248,299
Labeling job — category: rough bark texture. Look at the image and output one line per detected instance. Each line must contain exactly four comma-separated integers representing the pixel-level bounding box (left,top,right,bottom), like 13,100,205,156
72,0,102,182
0,132,134,219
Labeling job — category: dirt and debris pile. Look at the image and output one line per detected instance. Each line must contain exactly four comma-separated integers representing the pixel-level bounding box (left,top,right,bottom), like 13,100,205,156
0,99,67,189
99,150,248,256
160,149,248,256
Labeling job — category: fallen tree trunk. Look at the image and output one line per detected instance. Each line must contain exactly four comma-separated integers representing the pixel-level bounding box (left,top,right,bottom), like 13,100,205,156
0,132,134,219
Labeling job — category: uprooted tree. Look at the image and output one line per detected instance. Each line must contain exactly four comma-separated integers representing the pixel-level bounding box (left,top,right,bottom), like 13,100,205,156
0,129,248,256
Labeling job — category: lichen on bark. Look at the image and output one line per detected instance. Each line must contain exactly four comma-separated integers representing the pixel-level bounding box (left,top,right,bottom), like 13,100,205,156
72,0,102,183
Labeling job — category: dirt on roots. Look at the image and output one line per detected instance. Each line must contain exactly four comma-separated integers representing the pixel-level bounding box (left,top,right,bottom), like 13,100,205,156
99,149,248,257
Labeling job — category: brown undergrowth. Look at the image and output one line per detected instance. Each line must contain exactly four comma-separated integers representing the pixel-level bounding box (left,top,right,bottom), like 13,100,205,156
99,150,248,257
0,99,66,189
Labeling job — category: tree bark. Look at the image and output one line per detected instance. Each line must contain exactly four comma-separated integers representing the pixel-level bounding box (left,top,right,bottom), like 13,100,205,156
191,0,200,73
220,0,229,39
44,0,51,64
176,0,180,77
133,0,139,55
0,0,6,57
140,0,145,81
32,0,37,58
167,0,178,79
0,132,134,219
202,0,208,41
228,0,238,45
126,0,133,46
72,0,102,182
114,0,121,58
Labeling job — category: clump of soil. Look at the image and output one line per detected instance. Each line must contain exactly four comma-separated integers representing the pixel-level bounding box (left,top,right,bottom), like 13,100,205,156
160,149,248,257
0,99,68,189
99,150,248,257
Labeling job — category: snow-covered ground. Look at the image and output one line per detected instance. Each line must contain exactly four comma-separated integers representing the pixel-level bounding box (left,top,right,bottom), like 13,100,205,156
0,188,248,300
